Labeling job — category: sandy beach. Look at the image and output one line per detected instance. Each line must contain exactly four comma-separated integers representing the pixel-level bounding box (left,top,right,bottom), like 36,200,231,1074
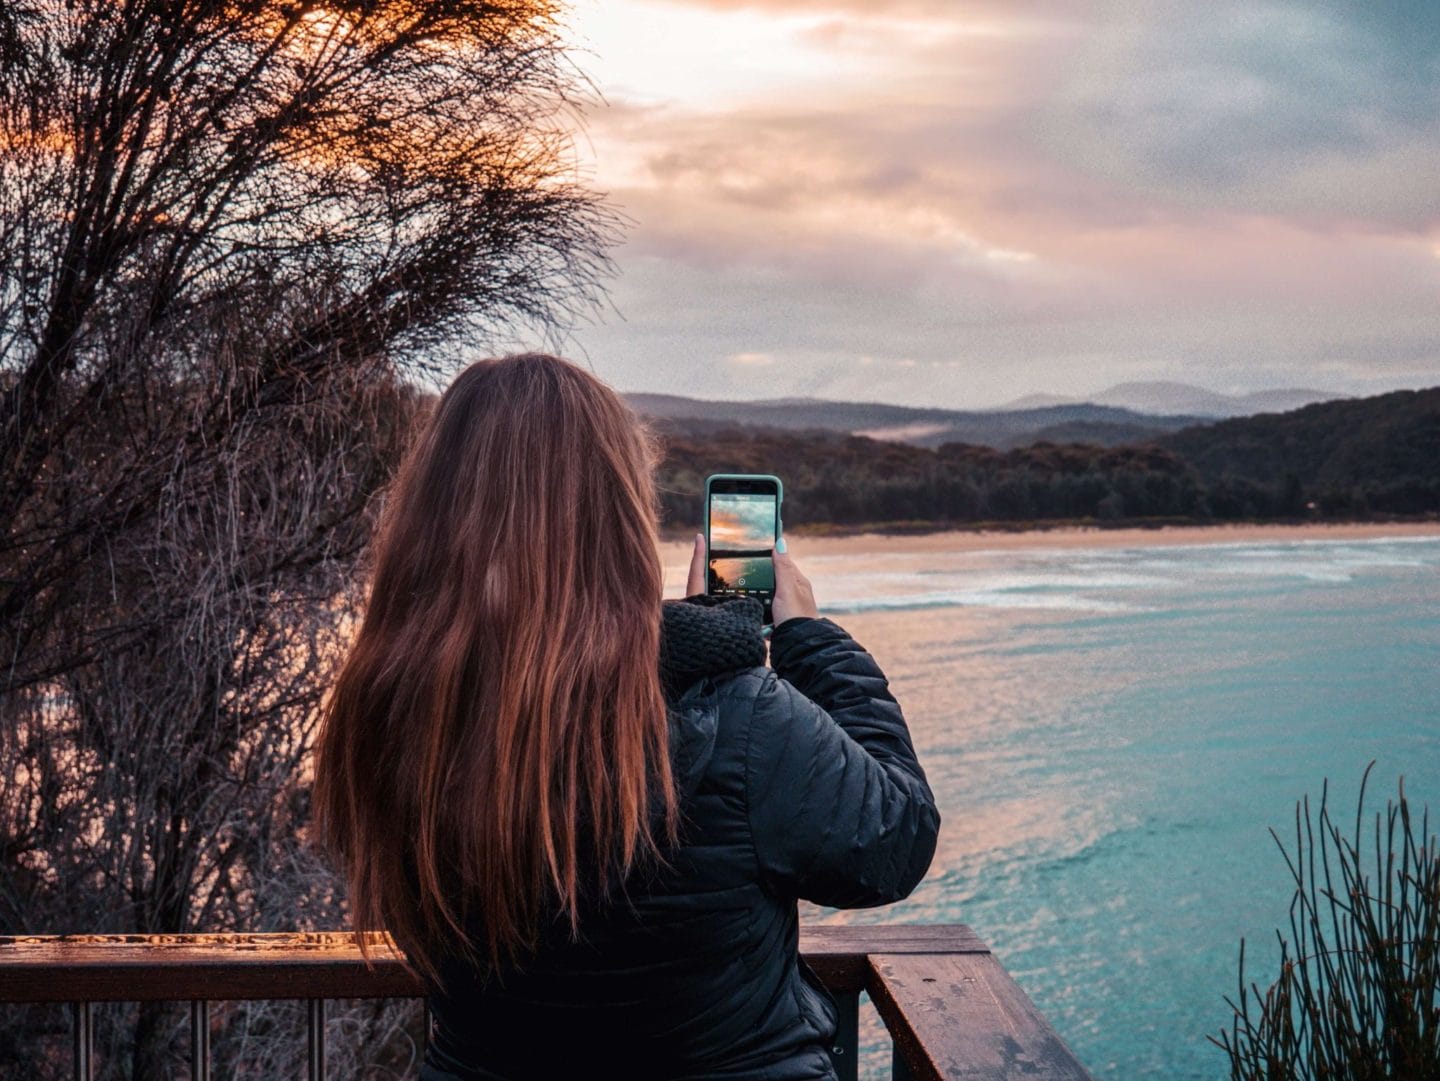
660,519,1440,597
663,519,1440,564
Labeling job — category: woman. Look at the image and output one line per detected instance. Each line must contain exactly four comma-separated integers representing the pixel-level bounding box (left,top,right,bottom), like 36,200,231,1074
315,354,940,1080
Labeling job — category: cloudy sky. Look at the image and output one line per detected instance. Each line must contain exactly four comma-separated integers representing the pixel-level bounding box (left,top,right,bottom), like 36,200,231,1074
560,0,1440,408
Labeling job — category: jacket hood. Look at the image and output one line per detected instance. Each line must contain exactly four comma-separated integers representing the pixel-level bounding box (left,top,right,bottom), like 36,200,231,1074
667,681,719,798
660,595,766,797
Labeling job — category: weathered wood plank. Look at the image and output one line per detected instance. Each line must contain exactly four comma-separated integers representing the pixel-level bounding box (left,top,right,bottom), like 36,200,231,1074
803,924,988,992
0,932,420,1002
0,924,985,1002
867,951,1094,1081
801,924,986,955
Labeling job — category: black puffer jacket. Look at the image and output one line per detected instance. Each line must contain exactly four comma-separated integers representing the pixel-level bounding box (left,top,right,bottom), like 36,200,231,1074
422,601,941,1081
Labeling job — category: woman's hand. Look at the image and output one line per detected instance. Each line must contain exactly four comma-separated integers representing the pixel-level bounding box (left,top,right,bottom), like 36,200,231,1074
771,540,819,624
685,533,706,597
685,532,818,623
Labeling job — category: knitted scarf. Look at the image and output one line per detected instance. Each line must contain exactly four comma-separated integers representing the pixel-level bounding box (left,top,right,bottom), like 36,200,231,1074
658,595,767,705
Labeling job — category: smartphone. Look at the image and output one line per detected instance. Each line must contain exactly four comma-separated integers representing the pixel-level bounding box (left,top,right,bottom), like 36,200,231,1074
704,474,783,623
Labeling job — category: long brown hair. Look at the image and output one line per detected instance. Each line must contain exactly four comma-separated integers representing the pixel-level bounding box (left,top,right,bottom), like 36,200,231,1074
314,353,677,984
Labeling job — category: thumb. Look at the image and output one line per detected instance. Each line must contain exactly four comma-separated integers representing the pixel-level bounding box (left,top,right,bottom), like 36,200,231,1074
685,533,706,597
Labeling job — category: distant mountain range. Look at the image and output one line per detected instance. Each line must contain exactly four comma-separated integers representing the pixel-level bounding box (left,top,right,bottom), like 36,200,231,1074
628,382,1347,449
999,381,1342,418
627,393,1206,450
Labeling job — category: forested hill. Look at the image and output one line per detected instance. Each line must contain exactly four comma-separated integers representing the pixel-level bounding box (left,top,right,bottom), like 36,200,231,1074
1158,387,1440,490
656,386,1440,531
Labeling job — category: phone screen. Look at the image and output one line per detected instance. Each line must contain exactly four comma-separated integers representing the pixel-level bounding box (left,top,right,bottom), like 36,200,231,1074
707,485,779,611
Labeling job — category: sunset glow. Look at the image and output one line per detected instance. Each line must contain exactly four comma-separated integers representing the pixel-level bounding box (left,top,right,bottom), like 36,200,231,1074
566,0,1440,407
709,494,777,549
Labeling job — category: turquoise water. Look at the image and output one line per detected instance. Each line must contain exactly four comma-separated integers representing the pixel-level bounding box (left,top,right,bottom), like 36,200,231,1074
684,533,1440,1079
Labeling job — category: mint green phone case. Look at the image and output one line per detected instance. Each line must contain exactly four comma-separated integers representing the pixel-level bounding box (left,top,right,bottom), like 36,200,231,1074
703,474,783,624
702,473,784,555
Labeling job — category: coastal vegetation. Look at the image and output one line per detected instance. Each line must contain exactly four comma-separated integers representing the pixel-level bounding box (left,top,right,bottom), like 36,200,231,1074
1212,766,1440,1079
654,387,1440,532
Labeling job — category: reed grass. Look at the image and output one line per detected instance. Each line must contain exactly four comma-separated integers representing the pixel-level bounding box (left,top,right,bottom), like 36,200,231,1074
1212,762,1440,1079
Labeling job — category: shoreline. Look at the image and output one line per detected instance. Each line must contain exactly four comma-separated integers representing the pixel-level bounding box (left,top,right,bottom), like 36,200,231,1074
661,519,1440,560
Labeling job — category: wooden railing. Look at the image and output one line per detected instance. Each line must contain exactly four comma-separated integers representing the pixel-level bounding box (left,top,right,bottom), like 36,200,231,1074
0,924,1093,1080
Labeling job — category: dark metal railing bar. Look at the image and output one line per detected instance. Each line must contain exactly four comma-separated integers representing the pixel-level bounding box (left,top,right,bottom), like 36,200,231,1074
308,997,326,1081
72,1000,93,1081
190,999,210,1080
892,1043,915,1081
828,990,859,1081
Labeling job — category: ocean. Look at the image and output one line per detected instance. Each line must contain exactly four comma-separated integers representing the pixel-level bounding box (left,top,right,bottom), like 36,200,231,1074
681,532,1440,1079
